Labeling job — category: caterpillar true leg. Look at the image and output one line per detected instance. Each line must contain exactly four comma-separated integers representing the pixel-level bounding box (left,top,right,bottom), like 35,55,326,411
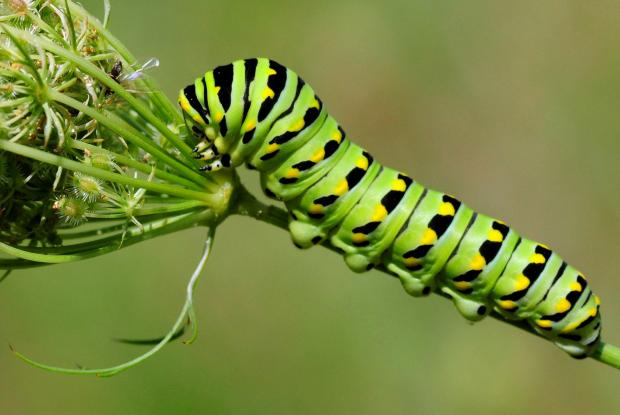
179,58,603,359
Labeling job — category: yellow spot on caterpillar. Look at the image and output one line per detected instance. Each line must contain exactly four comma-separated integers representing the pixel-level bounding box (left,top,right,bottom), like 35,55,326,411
589,307,598,317
488,229,504,243
438,202,455,216
308,204,324,215
192,114,204,124
561,321,579,333
284,168,299,179
213,86,221,94
539,243,550,250
244,120,256,132
530,253,546,264
514,274,530,291
266,143,279,154
498,300,517,310
310,148,325,163
421,228,437,245
404,257,421,268
536,319,552,328
290,119,305,132
331,130,343,142
469,254,486,271
334,179,348,196
214,111,224,123
569,281,582,292
352,233,367,244
391,179,407,192
371,205,388,222
594,295,601,305
179,96,191,112
262,86,275,100
310,98,320,109
555,298,571,313
267,68,277,76
355,156,369,170
454,281,472,291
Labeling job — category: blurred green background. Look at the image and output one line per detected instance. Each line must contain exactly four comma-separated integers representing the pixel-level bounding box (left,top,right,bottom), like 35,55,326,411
2,0,620,413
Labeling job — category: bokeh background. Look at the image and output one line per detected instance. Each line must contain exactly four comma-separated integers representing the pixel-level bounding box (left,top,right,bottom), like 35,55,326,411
2,0,620,413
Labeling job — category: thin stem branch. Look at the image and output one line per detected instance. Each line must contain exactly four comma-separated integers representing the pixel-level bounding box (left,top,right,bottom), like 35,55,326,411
0,209,214,266
232,185,620,371
0,140,219,204
70,140,202,191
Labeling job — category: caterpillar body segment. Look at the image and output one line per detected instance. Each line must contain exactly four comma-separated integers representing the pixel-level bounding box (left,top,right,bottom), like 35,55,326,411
330,168,424,273
180,58,602,358
388,193,475,299
286,145,381,248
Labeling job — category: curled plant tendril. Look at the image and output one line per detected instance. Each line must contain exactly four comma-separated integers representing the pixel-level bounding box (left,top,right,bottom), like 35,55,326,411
113,323,188,346
8,228,214,377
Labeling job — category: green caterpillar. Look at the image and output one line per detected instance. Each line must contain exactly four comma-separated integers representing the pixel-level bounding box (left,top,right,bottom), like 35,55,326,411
179,58,602,358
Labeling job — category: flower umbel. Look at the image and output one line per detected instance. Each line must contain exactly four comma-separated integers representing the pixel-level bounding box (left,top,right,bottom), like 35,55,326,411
0,0,234,257
0,0,236,375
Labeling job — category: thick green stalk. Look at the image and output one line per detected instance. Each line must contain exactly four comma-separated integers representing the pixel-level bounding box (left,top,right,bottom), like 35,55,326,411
232,185,620,371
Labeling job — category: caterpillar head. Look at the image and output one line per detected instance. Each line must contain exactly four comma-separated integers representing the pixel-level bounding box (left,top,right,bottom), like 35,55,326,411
178,85,214,141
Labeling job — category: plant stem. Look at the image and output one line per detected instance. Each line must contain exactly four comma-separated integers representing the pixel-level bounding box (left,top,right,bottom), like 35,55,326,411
232,185,620,371
0,209,213,265
69,140,202,190
0,140,218,204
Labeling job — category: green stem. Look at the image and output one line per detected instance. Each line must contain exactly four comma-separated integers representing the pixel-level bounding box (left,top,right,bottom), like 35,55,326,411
58,223,129,240
0,140,219,204
86,200,205,219
232,185,620,372
0,97,30,108
69,140,202,191
592,342,620,370
0,209,213,265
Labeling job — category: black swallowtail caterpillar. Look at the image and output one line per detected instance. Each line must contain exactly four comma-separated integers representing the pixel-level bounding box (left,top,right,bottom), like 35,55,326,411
179,58,602,358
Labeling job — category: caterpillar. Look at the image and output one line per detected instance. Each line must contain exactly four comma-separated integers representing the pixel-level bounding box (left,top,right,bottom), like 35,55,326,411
179,58,602,359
